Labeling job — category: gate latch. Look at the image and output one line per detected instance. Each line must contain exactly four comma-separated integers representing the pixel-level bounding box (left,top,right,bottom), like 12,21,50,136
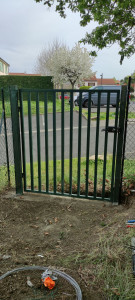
102,126,121,133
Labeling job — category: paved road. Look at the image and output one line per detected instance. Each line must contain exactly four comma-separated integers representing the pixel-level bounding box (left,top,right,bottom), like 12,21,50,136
0,110,135,165
18,112,121,162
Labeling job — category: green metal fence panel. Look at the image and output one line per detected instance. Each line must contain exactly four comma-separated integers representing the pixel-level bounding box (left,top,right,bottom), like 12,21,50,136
85,92,92,197
77,91,82,197
14,87,127,203
36,92,41,192
61,91,65,194
94,91,101,199
53,91,57,194
113,85,127,203
102,92,110,199
19,90,26,191
10,86,23,194
69,91,73,195
44,92,49,193
28,92,34,191
110,91,121,202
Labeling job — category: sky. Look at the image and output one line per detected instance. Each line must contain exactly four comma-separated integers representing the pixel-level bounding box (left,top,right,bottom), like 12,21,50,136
1,0,135,80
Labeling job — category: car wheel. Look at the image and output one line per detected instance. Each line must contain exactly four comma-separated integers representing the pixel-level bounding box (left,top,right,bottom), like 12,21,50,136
112,105,116,107
84,100,88,108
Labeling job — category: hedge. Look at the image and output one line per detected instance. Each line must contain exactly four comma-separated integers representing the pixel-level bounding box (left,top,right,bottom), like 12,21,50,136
79,86,91,90
0,75,53,101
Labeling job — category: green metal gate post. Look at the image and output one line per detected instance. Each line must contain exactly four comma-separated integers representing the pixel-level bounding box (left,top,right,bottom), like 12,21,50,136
112,85,127,203
10,86,23,194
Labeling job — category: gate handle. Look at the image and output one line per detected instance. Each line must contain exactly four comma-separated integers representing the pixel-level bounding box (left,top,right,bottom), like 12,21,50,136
102,126,121,133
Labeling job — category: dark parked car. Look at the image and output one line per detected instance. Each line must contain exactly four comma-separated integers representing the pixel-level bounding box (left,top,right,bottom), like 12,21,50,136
76,85,122,107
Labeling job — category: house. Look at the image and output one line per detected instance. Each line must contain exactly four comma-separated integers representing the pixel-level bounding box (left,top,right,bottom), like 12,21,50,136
83,76,120,87
0,58,10,75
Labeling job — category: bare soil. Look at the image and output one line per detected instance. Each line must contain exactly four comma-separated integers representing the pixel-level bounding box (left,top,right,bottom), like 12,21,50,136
0,190,135,299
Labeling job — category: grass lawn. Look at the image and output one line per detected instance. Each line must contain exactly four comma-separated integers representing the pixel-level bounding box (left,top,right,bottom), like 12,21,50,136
1,157,135,194
1,99,135,121
0,99,71,118
81,108,135,121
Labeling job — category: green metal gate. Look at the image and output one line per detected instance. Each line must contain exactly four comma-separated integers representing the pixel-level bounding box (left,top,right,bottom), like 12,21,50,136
10,85,127,203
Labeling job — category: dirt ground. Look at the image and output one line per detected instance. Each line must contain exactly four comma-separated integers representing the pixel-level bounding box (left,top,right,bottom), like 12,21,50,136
0,190,135,299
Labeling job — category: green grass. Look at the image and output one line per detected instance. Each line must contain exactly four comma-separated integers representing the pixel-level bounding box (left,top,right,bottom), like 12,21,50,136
1,157,134,193
81,110,117,120
91,229,135,299
24,157,112,190
62,228,135,299
1,99,135,121
82,109,135,120
0,165,15,191
0,99,71,118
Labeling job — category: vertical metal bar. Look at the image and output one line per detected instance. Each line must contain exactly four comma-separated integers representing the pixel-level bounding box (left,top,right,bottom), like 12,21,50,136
36,92,41,192
19,90,26,191
10,86,23,194
0,111,4,134
110,91,120,201
102,92,110,199
77,91,82,197
61,91,64,194
69,91,73,195
119,77,131,202
113,85,127,203
44,92,49,192
94,91,101,198
2,89,10,184
85,92,92,197
53,91,56,193
28,92,34,190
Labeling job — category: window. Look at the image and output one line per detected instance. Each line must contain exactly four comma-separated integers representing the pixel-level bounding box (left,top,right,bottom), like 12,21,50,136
5,65,8,74
0,61,4,72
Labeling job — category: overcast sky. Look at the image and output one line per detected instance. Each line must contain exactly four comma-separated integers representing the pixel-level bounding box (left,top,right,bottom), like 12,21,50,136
1,0,135,80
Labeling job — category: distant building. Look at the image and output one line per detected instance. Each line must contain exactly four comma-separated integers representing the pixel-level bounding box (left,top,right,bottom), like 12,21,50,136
84,76,120,87
0,58,10,75
9,73,41,76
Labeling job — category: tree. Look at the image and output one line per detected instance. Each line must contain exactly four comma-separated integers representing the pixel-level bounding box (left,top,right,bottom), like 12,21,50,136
46,43,94,89
35,40,65,75
35,0,135,63
120,72,135,93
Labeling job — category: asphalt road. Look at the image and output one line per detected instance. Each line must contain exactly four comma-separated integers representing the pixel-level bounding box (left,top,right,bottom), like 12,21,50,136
0,109,135,165
20,111,125,162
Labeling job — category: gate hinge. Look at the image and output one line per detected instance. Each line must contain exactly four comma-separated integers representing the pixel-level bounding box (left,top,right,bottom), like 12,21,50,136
102,126,122,133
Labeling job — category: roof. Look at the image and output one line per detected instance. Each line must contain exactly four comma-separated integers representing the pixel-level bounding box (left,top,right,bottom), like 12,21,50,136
0,57,10,66
9,73,41,76
84,77,120,85
97,78,120,85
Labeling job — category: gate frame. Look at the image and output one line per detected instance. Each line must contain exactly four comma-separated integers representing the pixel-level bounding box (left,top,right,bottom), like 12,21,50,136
111,85,128,203
10,85,128,202
10,86,23,194
119,77,131,203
